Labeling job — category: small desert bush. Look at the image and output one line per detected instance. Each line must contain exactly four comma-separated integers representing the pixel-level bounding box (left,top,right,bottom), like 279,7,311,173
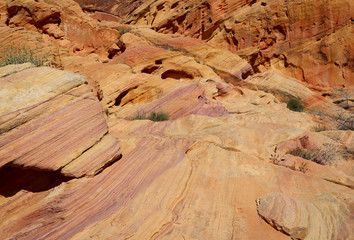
312,124,328,132
0,45,51,67
131,111,170,122
131,113,146,120
332,111,354,130
299,162,308,173
269,146,285,164
289,148,314,161
148,111,169,122
289,143,340,165
287,98,304,112
116,26,132,35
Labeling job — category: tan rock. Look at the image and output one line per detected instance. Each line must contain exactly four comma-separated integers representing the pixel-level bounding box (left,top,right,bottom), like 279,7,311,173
0,0,7,25
245,69,345,117
257,192,352,239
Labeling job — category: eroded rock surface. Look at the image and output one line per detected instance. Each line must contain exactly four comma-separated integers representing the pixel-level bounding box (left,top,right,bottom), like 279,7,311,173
257,192,352,240
123,0,354,87
0,0,353,239
0,64,121,178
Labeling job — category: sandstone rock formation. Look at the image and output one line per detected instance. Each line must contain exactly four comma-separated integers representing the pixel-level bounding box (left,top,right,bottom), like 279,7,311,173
0,0,353,239
74,0,149,20
5,0,120,53
0,63,121,179
257,192,351,240
123,0,354,87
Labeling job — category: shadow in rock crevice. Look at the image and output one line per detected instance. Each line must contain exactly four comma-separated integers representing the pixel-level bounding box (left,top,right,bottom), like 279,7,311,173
0,163,73,198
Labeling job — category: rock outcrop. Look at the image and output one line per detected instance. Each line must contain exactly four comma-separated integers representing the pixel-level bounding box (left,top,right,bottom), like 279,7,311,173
73,0,149,20
257,192,352,240
122,0,354,87
0,63,121,179
0,0,353,239
5,0,120,52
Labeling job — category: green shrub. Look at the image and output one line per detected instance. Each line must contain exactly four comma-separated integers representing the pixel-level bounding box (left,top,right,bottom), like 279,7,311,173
0,45,51,67
116,27,131,35
148,111,169,122
289,148,314,160
312,124,328,132
131,113,146,120
289,144,340,165
287,98,304,112
299,162,308,173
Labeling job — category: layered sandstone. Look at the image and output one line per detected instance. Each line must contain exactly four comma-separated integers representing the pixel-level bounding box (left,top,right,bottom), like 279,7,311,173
257,192,351,240
5,0,120,53
0,64,121,178
0,0,353,239
122,0,354,87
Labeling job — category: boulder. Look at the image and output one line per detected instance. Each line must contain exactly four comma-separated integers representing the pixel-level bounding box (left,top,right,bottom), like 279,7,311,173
0,63,121,177
257,192,352,239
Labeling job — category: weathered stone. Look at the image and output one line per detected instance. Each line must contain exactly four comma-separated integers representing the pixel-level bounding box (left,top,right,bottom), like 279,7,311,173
257,192,351,239
0,64,121,176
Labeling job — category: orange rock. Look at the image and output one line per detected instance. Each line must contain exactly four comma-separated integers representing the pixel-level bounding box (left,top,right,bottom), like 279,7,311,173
5,0,120,52
123,0,354,86
0,64,121,176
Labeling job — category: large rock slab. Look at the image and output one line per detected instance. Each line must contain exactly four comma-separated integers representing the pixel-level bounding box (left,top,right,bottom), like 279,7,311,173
0,64,121,177
257,192,352,239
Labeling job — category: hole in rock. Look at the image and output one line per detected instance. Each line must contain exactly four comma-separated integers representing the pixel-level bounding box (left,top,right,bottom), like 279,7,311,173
157,4,164,11
141,66,159,74
155,59,162,65
249,0,257,5
161,70,193,80
273,25,286,38
171,2,178,9
114,87,138,106
108,49,120,59
242,70,252,80
0,164,73,197
176,14,186,24
261,2,267,6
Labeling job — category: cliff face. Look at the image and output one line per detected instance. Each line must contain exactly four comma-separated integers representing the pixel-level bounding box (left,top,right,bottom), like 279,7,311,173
122,0,354,87
0,0,353,239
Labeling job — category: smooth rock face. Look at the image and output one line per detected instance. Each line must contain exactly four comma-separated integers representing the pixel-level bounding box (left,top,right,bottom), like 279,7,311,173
0,64,121,176
257,192,351,240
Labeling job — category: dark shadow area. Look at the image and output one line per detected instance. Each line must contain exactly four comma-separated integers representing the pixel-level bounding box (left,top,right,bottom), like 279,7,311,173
0,163,73,197
242,69,253,80
161,70,193,80
114,86,138,106
94,154,122,176
141,65,159,74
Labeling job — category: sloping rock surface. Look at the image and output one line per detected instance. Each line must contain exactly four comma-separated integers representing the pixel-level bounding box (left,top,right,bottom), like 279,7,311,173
0,64,121,178
257,192,351,240
0,0,353,239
